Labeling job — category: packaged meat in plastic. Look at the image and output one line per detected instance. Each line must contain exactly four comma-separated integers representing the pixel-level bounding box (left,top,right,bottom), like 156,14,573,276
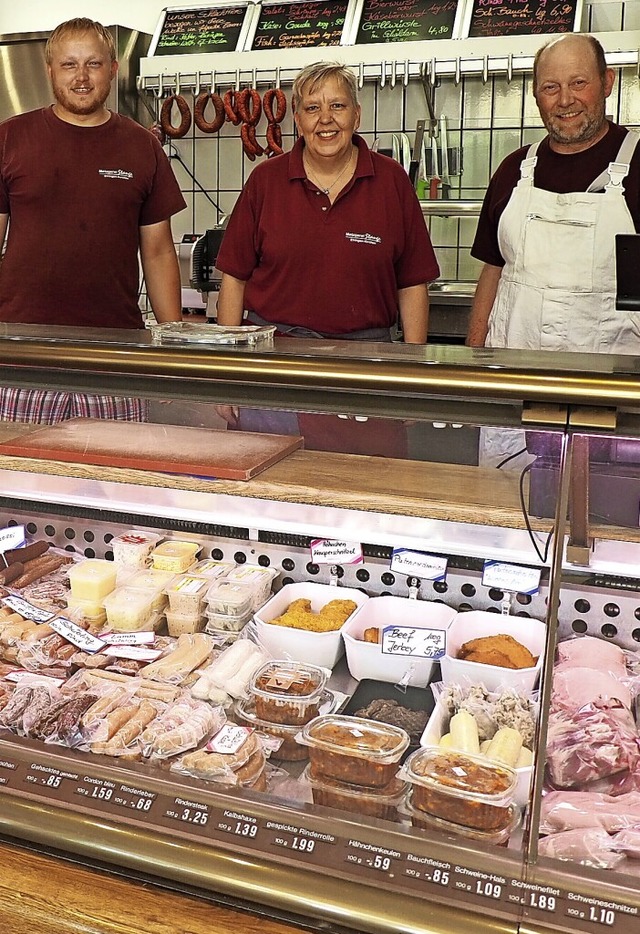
21,682,63,737
170,725,267,787
556,636,627,678
146,699,225,759
191,637,269,704
540,790,640,834
139,632,213,683
612,828,640,859
538,828,627,870
546,707,640,789
91,699,161,758
551,666,632,715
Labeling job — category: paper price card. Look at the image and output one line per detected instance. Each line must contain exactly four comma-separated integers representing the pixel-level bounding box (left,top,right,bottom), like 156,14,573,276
0,525,25,555
482,561,541,595
50,616,106,653
101,631,156,646
310,539,363,565
382,625,446,659
391,548,447,581
1,595,54,623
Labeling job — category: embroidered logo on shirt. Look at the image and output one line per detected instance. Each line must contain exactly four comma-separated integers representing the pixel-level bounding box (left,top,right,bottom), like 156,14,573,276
99,169,134,180
345,231,381,245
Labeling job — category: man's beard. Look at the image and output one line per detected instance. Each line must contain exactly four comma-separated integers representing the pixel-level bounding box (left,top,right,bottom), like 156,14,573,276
545,102,607,147
52,84,109,116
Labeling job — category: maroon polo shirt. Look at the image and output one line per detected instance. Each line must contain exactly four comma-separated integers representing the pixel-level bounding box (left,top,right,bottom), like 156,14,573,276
472,121,640,268
216,135,439,334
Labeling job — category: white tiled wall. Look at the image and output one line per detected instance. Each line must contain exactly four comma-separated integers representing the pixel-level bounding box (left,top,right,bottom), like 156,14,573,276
161,6,640,287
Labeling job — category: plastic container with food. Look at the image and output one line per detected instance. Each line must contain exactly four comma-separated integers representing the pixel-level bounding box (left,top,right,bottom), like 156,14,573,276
299,714,410,789
406,797,519,846
440,610,546,694
250,660,328,725
126,568,175,611
204,605,253,634
68,558,118,603
110,530,162,567
102,586,163,632
164,575,210,614
165,607,205,636
342,595,456,687
191,559,234,580
225,565,279,610
234,698,311,762
301,765,407,821
150,540,200,573
65,594,107,626
255,582,369,669
400,747,517,832
205,579,254,619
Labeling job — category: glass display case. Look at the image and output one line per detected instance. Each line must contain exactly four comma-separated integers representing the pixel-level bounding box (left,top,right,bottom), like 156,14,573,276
0,324,638,934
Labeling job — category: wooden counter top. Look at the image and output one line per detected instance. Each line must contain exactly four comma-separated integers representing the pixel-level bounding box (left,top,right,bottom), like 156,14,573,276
0,842,311,934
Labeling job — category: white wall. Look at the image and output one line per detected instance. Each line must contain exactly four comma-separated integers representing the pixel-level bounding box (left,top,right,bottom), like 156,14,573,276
1,0,165,35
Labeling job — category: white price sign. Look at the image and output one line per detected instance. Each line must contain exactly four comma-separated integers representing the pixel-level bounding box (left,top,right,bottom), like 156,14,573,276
482,561,541,595
0,525,25,555
207,724,253,755
50,616,107,654
390,548,447,581
1,595,54,623
102,645,163,662
381,625,446,659
310,539,363,565
101,631,156,646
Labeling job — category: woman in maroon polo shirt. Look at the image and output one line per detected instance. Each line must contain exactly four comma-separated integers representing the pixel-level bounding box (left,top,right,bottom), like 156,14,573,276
215,61,439,458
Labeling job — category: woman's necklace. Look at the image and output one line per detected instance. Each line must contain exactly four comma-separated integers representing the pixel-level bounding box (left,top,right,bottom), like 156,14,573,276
303,147,355,195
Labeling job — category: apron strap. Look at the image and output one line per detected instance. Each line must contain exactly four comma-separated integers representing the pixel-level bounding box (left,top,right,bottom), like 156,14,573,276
518,142,540,185
587,129,640,192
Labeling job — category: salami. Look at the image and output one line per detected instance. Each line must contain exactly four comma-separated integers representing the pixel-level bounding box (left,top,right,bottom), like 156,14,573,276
236,88,262,126
3,540,49,566
266,122,284,157
263,88,287,124
241,123,264,161
160,94,192,139
223,89,241,125
194,91,225,134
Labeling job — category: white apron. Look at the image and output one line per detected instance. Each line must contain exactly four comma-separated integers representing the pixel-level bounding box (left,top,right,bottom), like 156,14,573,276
487,130,640,352
481,131,640,467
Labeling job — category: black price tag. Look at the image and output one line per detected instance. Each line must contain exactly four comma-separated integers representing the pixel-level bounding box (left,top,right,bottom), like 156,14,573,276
216,808,260,842
343,839,402,880
265,819,336,863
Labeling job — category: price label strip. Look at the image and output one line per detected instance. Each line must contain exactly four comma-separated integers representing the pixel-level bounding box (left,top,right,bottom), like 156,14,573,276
265,819,336,862
343,839,402,880
23,763,79,797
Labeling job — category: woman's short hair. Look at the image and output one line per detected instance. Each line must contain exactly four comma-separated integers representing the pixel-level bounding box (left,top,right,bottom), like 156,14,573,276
292,62,359,111
45,18,117,64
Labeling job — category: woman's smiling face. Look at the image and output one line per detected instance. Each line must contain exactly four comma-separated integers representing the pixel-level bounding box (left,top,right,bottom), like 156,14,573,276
294,74,361,164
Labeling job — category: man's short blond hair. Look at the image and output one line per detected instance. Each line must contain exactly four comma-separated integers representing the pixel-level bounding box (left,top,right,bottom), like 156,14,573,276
292,62,359,111
45,18,116,64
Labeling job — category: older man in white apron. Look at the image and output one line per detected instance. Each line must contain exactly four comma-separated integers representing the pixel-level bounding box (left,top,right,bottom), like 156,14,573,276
468,33,640,466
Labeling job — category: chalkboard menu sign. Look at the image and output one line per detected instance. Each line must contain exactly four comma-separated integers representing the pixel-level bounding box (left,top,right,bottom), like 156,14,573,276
467,0,579,37
354,0,461,44
250,1,349,49
149,3,252,55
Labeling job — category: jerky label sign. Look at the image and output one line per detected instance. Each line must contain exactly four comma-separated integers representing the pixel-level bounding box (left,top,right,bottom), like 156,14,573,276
382,625,446,659
0,525,25,555
391,548,447,581
310,539,363,565
50,617,106,653
482,561,541,595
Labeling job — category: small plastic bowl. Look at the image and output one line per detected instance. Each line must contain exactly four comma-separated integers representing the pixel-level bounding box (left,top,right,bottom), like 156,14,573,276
234,697,310,762
165,607,205,636
204,602,253,632
191,559,234,580
150,540,200,573
126,568,176,611
205,579,254,618
225,565,279,610
111,530,162,567
406,796,519,845
299,714,411,789
301,765,407,821
103,586,162,632
164,575,210,614
68,558,118,603
250,659,328,726
400,748,517,832
65,594,107,626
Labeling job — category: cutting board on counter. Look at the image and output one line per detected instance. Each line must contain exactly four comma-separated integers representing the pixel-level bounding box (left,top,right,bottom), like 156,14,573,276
0,417,303,480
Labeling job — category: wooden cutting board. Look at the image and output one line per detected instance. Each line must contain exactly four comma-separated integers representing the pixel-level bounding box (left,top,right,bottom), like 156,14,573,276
0,417,303,480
